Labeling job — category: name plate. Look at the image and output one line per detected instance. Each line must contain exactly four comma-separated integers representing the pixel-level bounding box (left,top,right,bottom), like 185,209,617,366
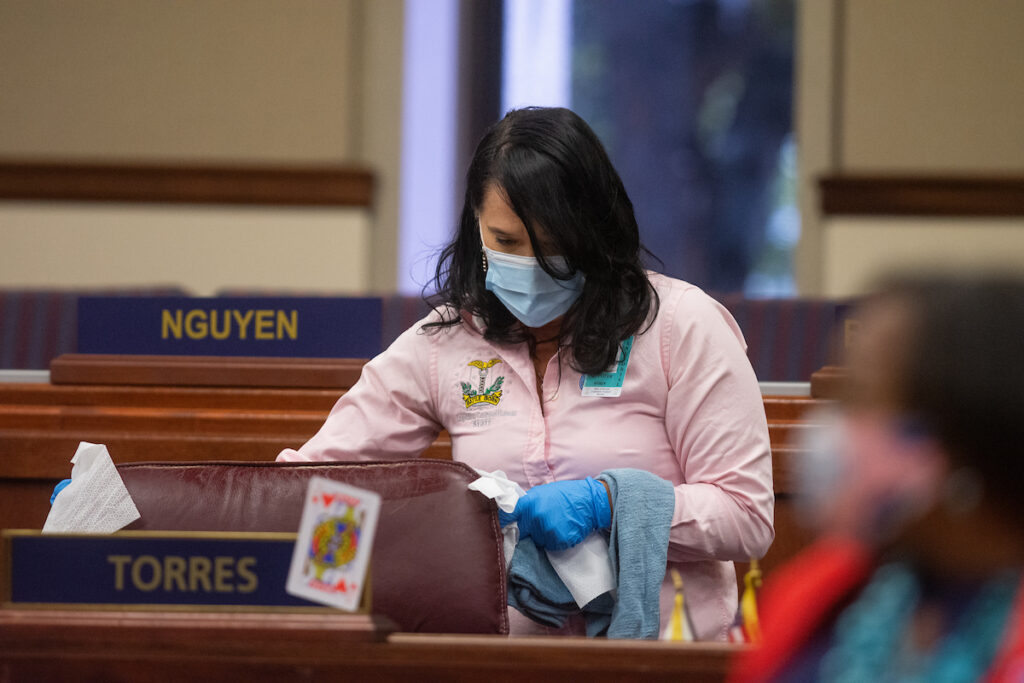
1,530,366,611
77,297,382,358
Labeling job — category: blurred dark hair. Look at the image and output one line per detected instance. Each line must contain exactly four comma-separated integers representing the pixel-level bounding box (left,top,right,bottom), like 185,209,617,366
424,106,657,375
878,272,1024,512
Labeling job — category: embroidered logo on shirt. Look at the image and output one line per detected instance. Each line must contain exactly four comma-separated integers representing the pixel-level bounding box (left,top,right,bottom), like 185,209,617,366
462,358,504,408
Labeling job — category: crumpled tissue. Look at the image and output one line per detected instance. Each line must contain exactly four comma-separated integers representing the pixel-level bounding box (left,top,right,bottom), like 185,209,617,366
469,469,616,608
42,442,141,534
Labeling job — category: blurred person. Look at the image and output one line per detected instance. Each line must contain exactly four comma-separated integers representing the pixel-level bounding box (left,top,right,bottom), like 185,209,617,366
731,273,1024,681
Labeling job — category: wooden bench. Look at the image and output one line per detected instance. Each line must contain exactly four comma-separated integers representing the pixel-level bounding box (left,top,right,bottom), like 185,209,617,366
0,354,838,581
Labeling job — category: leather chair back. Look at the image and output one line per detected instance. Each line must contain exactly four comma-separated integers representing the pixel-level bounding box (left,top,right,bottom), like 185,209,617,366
117,459,509,635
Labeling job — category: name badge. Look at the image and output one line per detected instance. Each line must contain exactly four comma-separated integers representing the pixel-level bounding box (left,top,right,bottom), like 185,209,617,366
580,336,634,397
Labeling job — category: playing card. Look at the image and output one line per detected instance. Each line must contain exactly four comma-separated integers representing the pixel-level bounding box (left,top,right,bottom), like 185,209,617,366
285,476,381,611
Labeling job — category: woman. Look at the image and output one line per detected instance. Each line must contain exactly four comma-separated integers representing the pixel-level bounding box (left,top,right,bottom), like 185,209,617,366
730,273,1024,681
278,107,774,639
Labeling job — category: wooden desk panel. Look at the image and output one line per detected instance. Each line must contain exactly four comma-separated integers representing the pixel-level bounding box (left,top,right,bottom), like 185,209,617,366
0,609,738,683
0,382,342,411
1,378,821,418
50,354,367,389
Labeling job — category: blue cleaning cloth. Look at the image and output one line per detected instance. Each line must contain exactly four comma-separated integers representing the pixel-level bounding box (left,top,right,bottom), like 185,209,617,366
506,537,615,636
506,468,675,638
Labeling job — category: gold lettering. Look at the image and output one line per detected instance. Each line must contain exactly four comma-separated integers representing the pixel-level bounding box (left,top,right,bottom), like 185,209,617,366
232,310,254,339
184,310,208,339
254,310,274,339
189,556,213,592
109,554,266,595
161,310,183,340
209,310,231,340
131,555,162,592
277,310,298,340
108,555,133,591
236,557,258,593
214,556,234,593
164,555,187,591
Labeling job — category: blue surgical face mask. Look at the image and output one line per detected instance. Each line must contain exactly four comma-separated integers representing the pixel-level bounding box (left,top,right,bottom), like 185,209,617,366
481,230,584,328
795,408,941,544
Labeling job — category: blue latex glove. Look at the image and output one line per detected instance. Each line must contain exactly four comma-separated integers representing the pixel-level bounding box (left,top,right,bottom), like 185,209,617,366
50,478,72,504
500,478,612,550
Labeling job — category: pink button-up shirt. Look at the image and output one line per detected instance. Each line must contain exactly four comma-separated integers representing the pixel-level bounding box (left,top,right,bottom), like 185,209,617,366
279,273,774,639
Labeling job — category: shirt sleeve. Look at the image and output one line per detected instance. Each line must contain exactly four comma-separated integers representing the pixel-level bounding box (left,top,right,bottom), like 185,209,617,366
276,319,443,462
661,287,775,563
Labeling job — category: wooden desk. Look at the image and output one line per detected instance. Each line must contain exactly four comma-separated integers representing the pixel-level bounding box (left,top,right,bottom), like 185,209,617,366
0,608,739,682
0,354,828,579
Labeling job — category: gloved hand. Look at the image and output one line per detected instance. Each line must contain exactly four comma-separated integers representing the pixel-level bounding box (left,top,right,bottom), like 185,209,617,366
499,477,612,550
50,478,72,504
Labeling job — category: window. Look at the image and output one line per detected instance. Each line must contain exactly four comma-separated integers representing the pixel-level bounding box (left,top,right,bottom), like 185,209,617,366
505,0,797,295
400,0,796,296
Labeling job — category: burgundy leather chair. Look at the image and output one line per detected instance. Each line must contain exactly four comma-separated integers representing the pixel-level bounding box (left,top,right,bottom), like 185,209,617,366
117,459,509,635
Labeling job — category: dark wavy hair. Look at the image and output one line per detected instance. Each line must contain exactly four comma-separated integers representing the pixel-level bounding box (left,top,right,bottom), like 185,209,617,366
877,272,1024,516
424,107,657,375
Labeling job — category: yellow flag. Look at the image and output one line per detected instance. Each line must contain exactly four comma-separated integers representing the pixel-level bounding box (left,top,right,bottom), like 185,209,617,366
728,559,763,644
661,568,696,641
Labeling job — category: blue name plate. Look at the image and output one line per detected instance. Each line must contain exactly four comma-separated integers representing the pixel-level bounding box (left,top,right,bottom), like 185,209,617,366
2,530,332,610
77,297,382,358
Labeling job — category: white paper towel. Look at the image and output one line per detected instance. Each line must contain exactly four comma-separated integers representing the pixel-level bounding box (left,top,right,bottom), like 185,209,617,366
468,469,524,571
469,469,615,608
42,442,141,534
545,535,617,608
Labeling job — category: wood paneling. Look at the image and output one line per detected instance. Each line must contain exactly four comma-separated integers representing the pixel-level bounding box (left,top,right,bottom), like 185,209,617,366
0,610,739,682
0,383,342,411
810,364,846,399
0,160,374,207
50,354,367,389
820,175,1024,217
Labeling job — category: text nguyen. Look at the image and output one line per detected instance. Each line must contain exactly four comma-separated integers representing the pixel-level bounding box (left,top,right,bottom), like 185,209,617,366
161,309,298,341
